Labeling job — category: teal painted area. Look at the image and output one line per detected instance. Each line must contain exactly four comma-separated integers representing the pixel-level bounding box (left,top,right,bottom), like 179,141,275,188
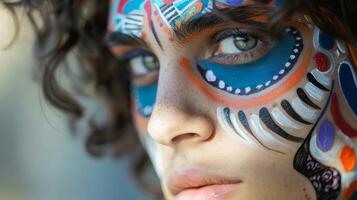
124,0,146,13
198,32,295,88
134,82,158,115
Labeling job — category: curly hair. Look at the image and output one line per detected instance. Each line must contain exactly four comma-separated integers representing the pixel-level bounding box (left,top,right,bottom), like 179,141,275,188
2,0,357,197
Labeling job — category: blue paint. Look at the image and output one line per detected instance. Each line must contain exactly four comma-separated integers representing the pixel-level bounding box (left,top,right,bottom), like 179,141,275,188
319,32,335,50
198,31,295,90
339,62,357,116
225,0,243,5
133,82,158,117
317,119,335,152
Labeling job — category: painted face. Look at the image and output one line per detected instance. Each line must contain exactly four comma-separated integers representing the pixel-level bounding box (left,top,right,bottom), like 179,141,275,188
108,0,357,199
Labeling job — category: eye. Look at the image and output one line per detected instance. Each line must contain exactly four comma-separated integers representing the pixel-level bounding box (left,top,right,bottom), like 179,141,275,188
218,34,258,54
211,29,272,65
198,27,304,96
125,51,159,118
127,52,160,86
129,54,159,77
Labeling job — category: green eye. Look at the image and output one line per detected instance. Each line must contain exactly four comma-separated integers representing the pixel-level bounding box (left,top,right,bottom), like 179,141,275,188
142,55,159,71
234,35,258,51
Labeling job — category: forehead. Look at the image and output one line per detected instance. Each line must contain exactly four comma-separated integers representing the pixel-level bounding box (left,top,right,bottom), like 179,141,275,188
108,0,280,37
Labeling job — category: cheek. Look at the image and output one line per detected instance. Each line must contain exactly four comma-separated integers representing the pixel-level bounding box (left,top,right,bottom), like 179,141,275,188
131,93,164,178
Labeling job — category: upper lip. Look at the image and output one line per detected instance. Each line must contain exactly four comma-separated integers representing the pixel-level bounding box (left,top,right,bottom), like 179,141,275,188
167,168,242,195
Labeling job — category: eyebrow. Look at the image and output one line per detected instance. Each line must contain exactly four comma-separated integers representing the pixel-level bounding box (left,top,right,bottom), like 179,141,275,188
173,5,272,41
106,31,147,47
106,5,273,51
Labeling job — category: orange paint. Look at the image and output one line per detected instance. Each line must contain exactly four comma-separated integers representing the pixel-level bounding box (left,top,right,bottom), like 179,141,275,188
180,23,312,109
180,45,312,109
344,181,357,200
340,146,356,172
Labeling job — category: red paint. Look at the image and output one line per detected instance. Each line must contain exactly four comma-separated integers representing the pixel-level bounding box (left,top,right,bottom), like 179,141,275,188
144,1,153,30
344,181,357,200
117,0,129,13
314,52,330,72
331,93,357,137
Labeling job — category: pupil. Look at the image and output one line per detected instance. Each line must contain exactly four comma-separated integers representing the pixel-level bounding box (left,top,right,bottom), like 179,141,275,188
142,55,158,70
234,35,257,51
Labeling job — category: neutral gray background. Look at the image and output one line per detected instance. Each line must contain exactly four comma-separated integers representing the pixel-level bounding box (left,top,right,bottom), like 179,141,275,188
0,5,155,200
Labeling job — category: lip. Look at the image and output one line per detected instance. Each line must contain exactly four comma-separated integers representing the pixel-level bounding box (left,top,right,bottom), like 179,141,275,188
168,169,242,200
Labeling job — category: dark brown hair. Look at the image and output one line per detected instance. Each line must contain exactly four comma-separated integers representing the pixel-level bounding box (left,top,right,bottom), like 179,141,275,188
2,0,356,197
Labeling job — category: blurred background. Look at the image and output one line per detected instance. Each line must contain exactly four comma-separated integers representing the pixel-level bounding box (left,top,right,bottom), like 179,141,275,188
0,5,154,200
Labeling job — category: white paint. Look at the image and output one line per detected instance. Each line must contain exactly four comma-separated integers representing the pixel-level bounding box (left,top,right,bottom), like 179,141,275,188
217,107,256,148
229,112,259,148
313,28,320,50
273,75,279,81
271,107,302,130
336,40,347,54
285,62,291,68
256,84,263,90
206,70,216,82
142,135,163,178
245,87,251,93
235,88,241,94
227,86,233,92
311,69,332,87
249,114,288,150
309,132,341,162
265,80,271,87
279,69,285,75
218,80,225,89
304,82,325,102
291,98,317,121
342,172,357,189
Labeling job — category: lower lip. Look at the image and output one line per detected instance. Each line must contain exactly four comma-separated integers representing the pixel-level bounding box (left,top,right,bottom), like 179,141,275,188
174,183,240,200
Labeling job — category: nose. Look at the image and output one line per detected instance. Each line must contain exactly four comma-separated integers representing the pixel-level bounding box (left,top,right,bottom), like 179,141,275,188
147,60,214,146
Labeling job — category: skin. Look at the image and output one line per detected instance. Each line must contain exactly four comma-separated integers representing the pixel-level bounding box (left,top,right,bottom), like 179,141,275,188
108,0,357,199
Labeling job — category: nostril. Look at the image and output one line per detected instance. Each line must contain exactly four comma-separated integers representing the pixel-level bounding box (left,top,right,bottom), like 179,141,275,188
171,133,199,143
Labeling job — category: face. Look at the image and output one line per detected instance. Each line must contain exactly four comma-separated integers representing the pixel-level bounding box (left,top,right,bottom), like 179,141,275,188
107,0,357,199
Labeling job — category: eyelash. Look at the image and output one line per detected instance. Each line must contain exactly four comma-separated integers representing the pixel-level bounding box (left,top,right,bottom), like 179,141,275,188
122,49,159,86
123,28,272,84
208,28,273,65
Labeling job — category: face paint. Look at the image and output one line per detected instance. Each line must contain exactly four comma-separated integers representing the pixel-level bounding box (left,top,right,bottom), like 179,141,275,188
109,0,357,198
109,0,147,37
108,0,278,38
133,82,158,117
338,62,357,117
198,27,303,96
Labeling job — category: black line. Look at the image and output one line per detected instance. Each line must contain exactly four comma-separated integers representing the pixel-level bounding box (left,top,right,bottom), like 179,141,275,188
238,111,252,134
223,108,244,140
297,88,321,110
126,17,141,23
238,110,285,154
151,20,163,50
307,73,329,91
260,108,305,143
281,100,312,125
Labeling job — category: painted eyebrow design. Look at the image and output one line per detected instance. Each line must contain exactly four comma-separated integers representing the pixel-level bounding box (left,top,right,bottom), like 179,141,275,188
106,5,273,51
